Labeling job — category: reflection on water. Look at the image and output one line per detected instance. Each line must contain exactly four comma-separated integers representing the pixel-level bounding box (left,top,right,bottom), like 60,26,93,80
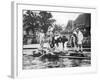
23,54,91,69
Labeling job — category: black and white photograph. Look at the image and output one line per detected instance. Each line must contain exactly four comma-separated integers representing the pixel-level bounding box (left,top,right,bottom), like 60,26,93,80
11,2,97,78
22,10,91,69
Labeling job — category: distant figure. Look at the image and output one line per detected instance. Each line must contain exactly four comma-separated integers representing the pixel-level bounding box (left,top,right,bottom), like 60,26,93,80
77,29,84,52
71,29,78,51
50,36,55,48
47,30,54,48
39,30,45,48
54,35,60,47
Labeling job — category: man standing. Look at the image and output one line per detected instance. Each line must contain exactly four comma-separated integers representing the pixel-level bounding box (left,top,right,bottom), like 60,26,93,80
72,29,78,51
77,28,84,52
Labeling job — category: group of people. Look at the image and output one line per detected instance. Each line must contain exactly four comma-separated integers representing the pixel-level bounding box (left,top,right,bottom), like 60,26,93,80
38,30,68,51
38,27,84,52
71,28,84,52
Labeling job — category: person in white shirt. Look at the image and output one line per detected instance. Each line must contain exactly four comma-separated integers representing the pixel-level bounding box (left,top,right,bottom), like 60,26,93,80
77,28,84,52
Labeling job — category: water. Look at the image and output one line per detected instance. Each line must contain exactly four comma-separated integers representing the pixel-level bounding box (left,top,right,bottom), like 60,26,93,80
23,52,91,69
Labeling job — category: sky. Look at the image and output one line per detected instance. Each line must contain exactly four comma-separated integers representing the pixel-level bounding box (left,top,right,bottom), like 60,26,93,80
51,12,80,27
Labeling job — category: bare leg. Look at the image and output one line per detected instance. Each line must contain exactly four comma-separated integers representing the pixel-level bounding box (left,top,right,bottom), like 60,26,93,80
78,44,82,52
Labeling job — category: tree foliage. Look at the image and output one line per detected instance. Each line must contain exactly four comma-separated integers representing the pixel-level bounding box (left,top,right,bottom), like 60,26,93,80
53,24,63,33
23,10,55,34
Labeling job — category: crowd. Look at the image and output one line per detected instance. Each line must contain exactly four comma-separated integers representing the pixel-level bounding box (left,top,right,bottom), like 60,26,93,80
38,27,84,52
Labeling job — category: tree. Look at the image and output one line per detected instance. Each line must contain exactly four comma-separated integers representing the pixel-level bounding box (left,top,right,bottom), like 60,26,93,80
23,10,40,34
39,11,55,33
53,24,63,33
23,10,55,44
23,10,55,34
65,20,74,32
